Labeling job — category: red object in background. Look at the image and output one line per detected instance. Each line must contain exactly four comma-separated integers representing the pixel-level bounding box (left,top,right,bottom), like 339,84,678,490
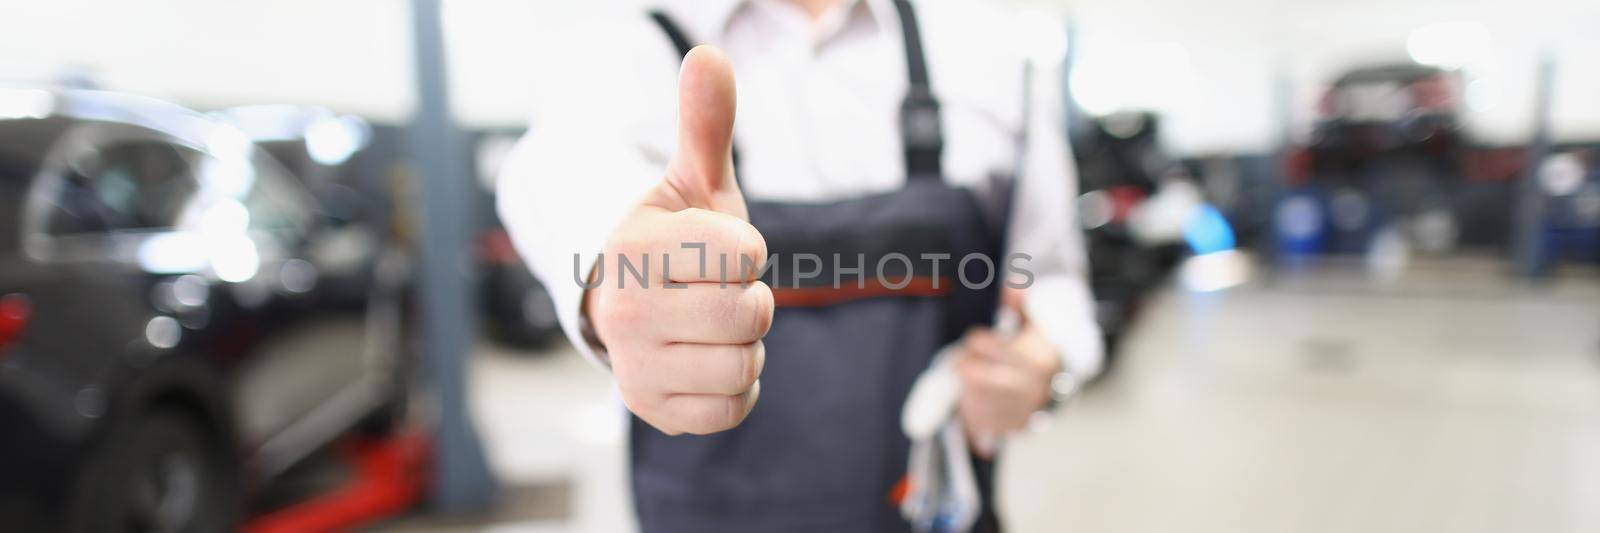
888,473,911,506
1282,147,1314,186
0,294,32,353
478,228,520,264
1411,75,1455,111
1464,148,1528,182
243,430,431,533
1106,185,1147,223
1316,87,1339,117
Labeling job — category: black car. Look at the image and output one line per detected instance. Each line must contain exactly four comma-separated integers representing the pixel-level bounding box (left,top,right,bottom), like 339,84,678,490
1302,63,1470,254
0,88,411,532
1071,112,1187,365
1310,63,1465,168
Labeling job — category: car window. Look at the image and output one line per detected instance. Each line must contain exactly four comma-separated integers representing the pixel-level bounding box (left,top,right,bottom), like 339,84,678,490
240,153,313,235
0,181,20,254
0,117,73,254
44,140,199,236
0,155,27,254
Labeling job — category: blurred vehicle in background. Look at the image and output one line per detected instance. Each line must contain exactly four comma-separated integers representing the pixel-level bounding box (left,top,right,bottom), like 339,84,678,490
470,132,561,349
216,105,397,305
1282,63,1469,256
1310,63,1465,168
0,88,412,532
1531,149,1600,268
476,224,560,348
1073,112,1235,363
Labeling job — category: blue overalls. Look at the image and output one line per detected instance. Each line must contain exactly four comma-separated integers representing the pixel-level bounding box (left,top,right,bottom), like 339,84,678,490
637,3,1011,531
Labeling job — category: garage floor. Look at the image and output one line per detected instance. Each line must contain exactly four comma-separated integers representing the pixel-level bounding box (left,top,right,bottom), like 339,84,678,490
379,257,1600,532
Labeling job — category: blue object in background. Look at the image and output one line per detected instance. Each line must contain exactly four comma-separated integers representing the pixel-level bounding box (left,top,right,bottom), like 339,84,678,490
1185,204,1237,255
1273,191,1326,255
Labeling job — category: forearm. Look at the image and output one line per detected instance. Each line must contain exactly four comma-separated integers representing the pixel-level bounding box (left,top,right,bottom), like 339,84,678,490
1006,58,1105,377
496,127,660,367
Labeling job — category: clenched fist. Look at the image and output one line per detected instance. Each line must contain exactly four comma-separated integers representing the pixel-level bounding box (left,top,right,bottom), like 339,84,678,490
956,290,1061,457
584,46,774,436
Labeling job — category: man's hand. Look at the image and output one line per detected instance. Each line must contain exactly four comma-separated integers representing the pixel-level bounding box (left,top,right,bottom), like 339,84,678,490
585,46,774,436
955,292,1061,457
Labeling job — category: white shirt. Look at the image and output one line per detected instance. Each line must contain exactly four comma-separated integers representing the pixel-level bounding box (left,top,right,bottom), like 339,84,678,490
497,0,1104,377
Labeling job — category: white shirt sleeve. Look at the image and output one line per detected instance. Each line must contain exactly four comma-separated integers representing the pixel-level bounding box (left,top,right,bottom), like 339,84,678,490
496,22,672,367
1006,59,1106,378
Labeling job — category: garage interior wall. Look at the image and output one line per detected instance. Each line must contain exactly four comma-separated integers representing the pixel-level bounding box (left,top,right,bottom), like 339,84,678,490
2,0,1597,155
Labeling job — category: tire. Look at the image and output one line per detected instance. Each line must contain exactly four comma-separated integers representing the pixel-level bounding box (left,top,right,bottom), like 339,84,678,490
67,409,235,533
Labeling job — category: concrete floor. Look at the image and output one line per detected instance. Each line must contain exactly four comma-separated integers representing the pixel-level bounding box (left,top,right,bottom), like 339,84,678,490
405,257,1600,532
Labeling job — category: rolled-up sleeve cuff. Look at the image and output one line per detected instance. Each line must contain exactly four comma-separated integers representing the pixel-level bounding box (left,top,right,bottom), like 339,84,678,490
1024,275,1105,379
545,250,610,368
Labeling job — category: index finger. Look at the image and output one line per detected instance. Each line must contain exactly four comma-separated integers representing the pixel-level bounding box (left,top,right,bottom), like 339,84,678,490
619,207,768,283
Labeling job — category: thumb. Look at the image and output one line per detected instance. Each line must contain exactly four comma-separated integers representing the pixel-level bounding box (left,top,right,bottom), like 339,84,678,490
1000,287,1026,314
997,287,1029,332
660,45,746,219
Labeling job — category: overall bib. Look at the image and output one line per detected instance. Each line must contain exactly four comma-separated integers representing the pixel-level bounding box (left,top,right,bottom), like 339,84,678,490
636,3,1011,531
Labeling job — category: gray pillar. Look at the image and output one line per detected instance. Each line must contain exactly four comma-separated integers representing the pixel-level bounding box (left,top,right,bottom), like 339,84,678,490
408,0,497,512
1264,62,1294,259
1061,21,1084,139
1512,53,1556,278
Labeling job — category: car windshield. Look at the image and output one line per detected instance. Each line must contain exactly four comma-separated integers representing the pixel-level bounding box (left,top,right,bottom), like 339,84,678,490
46,139,197,236
27,123,313,244
234,152,314,238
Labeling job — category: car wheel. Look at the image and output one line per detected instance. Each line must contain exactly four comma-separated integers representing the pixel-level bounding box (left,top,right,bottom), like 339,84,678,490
68,409,234,533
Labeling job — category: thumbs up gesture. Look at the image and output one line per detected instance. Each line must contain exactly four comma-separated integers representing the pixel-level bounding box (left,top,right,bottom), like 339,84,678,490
584,46,773,436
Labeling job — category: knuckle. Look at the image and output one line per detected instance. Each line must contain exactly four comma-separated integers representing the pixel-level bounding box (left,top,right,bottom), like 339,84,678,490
609,347,640,381
723,395,746,430
748,342,767,386
683,397,743,435
741,282,775,338
594,289,639,331
729,343,761,392
606,224,651,257
719,395,748,430
676,208,728,244
619,388,662,423
611,347,659,393
739,223,768,271
686,210,763,273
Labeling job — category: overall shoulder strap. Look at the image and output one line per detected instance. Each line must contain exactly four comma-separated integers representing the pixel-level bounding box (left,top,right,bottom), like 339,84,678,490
891,0,944,180
648,10,695,59
647,9,744,174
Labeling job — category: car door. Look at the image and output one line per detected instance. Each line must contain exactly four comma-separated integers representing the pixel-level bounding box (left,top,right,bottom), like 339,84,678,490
8,113,386,478
3,119,206,446
222,150,392,476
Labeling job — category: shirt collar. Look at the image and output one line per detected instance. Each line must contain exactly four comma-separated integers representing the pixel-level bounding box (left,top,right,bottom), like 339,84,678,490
653,0,744,41
658,0,894,42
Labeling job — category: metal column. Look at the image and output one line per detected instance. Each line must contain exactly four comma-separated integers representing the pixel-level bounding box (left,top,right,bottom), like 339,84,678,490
1061,21,1085,139
408,0,497,512
1512,53,1557,278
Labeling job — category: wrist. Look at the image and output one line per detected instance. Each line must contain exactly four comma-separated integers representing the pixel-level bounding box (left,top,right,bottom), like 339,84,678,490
578,265,611,366
1040,366,1084,412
